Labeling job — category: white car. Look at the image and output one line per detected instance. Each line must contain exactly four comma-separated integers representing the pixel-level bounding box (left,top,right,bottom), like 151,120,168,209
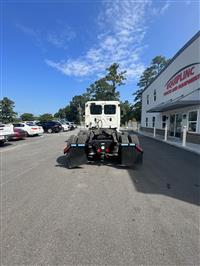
13,122,44,136
0,123,14,144
60,122,70,132
55,120,70,132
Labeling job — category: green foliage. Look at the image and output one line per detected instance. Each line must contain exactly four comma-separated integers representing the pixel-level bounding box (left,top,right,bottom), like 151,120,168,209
54,63,127,123
86,63,126,101
54,94,89,124
133,55,170,121
106,63,126,92
151,55,170,75
120,100,135,125
0,97,17,123
87,78,118,100
20,113,35,121
39,113,53,122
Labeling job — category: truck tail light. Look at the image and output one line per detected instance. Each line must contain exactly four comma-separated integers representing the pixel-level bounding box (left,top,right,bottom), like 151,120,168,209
97,148,102,153
105,148,110,153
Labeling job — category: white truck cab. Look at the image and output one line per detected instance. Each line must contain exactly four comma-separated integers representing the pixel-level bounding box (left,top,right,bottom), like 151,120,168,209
85,101,120,130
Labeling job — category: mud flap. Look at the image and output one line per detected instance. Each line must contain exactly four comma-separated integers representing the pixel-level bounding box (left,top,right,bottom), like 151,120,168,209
120,144,143,166
66,144,88,168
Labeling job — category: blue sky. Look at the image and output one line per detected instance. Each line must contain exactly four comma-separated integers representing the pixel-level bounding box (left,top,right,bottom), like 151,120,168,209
2,0,199,116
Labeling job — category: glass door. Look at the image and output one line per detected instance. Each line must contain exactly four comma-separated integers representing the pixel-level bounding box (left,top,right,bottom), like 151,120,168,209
170,114,175,136
175,114,182,138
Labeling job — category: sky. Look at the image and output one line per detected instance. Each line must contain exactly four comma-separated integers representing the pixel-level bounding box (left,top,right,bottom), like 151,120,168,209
1,0,200,116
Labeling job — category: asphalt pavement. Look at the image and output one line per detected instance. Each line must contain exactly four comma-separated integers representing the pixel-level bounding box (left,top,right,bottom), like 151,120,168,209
1,130,200,265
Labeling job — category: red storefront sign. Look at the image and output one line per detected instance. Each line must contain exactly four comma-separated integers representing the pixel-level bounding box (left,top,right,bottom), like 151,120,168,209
164,63,200,96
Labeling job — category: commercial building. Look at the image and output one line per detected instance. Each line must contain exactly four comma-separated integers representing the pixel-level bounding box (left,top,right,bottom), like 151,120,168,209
141,31,200,144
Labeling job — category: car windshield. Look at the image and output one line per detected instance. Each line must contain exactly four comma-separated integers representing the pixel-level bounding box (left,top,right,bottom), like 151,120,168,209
26,122,36,126
13,123,24,127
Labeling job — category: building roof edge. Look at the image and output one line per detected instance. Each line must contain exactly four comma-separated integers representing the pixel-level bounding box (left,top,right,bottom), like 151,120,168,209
142,31,200,94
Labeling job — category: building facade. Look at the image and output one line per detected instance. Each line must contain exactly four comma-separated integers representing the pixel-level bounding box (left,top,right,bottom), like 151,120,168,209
141,31,200,144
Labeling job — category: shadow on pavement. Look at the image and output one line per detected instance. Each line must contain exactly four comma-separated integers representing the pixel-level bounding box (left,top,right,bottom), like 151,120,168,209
0,142,13,148
55,155,82,169
126,134,200,206
56,133,200,206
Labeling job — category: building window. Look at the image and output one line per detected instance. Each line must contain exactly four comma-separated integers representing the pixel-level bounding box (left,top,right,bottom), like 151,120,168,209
152,116,155,128
154,89,156,101
162,115,167,129
147,95,149,105
146,117,148,127
188,111,198,132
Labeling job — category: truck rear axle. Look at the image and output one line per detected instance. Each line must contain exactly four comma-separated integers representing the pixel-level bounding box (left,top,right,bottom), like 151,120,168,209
64,128,143,168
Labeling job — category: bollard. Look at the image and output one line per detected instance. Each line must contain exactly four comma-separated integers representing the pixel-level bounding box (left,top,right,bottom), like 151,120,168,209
153,126,156,137
137,123,140,132
182,126,187,147
164,124,168,141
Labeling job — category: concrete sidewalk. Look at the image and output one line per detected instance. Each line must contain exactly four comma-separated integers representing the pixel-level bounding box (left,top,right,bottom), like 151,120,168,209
135,130,200,155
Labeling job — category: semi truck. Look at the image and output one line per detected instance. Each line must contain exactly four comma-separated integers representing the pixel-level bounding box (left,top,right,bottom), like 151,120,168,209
64,101,143,168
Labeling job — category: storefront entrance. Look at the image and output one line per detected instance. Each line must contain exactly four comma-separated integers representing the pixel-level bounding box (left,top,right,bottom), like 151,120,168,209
170,114,182,137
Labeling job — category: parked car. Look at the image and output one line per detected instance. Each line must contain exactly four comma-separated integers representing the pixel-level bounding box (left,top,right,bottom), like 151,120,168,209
9,128,27,140
36,121,63,133
63,120,75,130
70,122,77,129
60,122,70,132
0,123,14,145
13,122,44,136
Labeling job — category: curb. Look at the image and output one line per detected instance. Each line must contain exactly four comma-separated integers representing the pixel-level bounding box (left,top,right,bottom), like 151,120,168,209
134,131,200,156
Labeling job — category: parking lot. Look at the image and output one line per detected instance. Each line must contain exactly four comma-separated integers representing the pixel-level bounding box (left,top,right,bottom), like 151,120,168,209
1,130,200,265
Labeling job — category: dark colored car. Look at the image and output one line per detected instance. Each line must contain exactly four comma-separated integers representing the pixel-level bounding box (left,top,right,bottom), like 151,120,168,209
10,128,27,140
36,121,62,133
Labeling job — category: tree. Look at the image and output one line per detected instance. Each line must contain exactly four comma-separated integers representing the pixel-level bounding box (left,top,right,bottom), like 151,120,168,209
86,63,126,101
20,113,35,121
69,94,89,123
54,63,127,123
120,100,135,125
105,63,126,94
133,56,170,121
54,94,89,124
39,113,53,122
87,78,117,100
0,97,17,123
151,56,170,75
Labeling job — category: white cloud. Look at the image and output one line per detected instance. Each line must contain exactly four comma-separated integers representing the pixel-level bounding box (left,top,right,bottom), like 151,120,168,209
16,22,75,50
47,26,76,49
151,0,170,16
46,1,148,79
16,23,45,50
160,1,170,14
46,1,169,80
